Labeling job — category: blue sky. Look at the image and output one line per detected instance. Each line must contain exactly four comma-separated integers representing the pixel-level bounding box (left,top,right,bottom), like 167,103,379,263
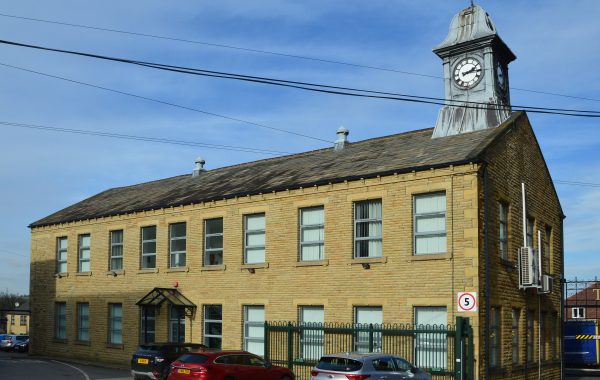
0,0,598,294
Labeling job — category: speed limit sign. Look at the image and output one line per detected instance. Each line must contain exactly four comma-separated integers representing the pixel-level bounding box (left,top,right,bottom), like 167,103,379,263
457,292,477,312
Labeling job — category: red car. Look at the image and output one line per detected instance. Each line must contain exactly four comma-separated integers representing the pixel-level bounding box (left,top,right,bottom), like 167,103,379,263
167,350,294,380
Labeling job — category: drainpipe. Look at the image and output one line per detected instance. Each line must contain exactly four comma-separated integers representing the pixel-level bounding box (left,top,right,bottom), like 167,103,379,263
560,215,565,380
483,163,491,380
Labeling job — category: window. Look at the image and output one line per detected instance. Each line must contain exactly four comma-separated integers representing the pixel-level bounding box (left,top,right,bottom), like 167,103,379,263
526,310,534,363
108,303,122,344
56,237,68,273
244,214,265,264
78,234,91,272
526,217,534,247
169,305,185,343
512,309,520,365
20,315,26,326
490,307,501,368
109,230,123,271
354,306,382,353
10,315,15,324
55,302,67,340
77,303,90,342
203,305,222,349
300,306,324,360
141,226,157,269
545,226,552,273
372,357,396,372
300,207,325,261
140,306,156,343
414,306,448,369
414,193,446,255
499,202,508,260
169,222,187,268
572,307,585,319
204,218,223,266
243,305,265,355
552,313,559,360
354,200,382,258
540,312,546,361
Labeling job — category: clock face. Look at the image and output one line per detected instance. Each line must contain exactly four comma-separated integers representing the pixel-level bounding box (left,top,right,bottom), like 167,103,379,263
453,58,483,89
496,63,506,90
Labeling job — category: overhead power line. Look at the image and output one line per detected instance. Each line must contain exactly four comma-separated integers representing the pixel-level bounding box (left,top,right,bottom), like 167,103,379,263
0,121,291,155
1,39,599,118
554,180,600,188
0,62,331,145
1,12,598,103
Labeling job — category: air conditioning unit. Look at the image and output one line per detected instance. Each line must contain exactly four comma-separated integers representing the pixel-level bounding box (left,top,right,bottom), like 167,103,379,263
518,247,540,289
540,274,554,294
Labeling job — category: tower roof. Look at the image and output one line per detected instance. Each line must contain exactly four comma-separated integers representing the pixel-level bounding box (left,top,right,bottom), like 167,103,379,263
434,5,501,54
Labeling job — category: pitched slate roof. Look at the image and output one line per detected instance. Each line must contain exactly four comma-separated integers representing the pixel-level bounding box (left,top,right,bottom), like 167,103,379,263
29,113,522,228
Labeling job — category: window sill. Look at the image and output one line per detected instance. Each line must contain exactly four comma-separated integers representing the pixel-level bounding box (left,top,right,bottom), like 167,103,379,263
106,270,125,276
165,266,189,273
137,268,159,274
52,338,68,344
75,272,92,277
295,259,329,267
511,364,525,371
489,367,507,375
501,259,516,270
107,343,124,349
74,340,90,346
350,256,387,265
54,272,69,278
240,263,269,270
201,264,226,272
408,252,451,261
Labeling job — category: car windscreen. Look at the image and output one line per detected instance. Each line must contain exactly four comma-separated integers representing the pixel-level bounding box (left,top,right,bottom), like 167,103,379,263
177,354,209,364
316,357,363,372
15,336,28,342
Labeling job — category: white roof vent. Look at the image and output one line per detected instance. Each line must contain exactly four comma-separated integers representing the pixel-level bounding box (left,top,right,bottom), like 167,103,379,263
334,127,349,151
192,156,206,177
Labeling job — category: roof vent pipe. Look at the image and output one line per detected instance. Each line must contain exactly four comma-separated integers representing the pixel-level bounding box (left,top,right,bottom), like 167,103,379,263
192,156,206,177
334,127,349,151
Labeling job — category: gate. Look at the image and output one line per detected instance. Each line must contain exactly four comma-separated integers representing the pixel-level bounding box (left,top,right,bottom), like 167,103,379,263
265,316,474,380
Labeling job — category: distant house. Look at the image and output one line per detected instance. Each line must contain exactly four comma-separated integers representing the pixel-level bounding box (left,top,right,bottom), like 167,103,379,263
3,301,30,335
565,281,600,321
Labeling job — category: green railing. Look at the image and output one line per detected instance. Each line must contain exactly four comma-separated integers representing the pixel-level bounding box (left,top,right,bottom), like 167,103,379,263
265,317,473,380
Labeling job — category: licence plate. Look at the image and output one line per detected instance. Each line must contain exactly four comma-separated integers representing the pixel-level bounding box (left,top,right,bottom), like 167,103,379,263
137,358,149,365
177,368,191,374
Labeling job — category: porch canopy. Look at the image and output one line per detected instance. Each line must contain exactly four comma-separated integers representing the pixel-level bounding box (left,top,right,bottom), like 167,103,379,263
136,287,196,315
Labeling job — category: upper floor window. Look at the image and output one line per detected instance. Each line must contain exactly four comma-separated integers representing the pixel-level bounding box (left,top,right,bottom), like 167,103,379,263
414,192,446,255
300,206,325,261
572,307,585,319
204,218,223,266
244,214,265,264
170,223,187,268
56,237,68,273
526,217,535,247
141,226,157,269
499,202,509,260
78,234,91,272
20,315,27,326
354,200,382,258
109,230,124,271
544,226,553,273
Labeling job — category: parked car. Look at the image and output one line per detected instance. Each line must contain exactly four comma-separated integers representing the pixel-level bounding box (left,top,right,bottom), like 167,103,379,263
0,334,17,351
131,342,206,380
310,352,431,380
167,350,294,380
12,335,29,352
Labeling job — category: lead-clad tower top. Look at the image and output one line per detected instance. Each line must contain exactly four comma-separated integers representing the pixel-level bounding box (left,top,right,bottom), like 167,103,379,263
431,5,516,138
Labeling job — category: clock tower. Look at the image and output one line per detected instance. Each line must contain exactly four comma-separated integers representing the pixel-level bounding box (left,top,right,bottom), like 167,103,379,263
432,4,516,138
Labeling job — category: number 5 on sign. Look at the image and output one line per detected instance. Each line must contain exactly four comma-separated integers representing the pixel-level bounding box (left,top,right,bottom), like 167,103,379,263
457,292,478,312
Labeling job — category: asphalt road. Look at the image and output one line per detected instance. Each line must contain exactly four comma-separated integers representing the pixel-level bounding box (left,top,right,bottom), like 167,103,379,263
0,351,131,380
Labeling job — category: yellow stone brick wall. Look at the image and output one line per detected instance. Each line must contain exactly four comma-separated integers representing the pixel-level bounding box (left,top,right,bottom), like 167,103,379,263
30,164,482,367
479,115,563,380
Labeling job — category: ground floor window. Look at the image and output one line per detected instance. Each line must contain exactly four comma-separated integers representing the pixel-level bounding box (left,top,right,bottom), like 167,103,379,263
490,307,501,368
55,302,66,340
300,306,324,360
77,303,90,342
203,305,222,349
141,306,156,343
243,305,265,355
526,310,534,363
354,306,383,353
108,303,123,344
414,306,447,370
170,306,186,343
512,309,520,365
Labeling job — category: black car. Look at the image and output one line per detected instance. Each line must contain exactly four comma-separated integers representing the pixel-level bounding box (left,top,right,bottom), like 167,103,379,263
11,335,29,352
131,342,206,380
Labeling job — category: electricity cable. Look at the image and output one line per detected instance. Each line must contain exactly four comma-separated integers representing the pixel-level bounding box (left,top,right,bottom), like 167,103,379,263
1,12,598,103
1,39,599,118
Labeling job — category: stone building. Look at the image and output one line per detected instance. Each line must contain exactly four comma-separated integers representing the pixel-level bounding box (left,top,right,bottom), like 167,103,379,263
29,5,563,380
3,301,30,335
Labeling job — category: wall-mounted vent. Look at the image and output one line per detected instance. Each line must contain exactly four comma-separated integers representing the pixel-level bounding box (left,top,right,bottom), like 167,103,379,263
192,156,206,177
540,274,554,294
334,127,349,151
518,246,540,289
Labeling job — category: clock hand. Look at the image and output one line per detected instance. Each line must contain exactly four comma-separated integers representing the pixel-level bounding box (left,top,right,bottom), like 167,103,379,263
461,67,476,76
